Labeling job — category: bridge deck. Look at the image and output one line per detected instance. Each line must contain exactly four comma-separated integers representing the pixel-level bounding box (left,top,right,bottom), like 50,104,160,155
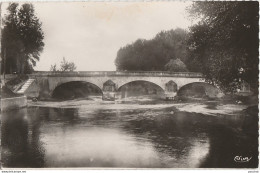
30,71,203,78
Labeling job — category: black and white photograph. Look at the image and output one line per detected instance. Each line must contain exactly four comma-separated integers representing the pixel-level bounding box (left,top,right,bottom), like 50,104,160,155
0,1,259,170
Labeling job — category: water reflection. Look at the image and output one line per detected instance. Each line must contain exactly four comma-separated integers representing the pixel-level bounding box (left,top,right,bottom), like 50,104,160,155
1,100,258,168
1,108,45,167
43,127,167,167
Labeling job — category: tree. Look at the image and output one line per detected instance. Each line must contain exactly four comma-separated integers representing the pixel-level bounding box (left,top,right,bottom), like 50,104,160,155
187,2,259,92
60,57,77,72
50,57,77,72
50,64,58,72
115,28,189,71
165,58,188,72
1,3,44,74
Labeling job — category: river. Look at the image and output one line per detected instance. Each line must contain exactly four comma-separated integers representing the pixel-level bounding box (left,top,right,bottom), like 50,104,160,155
1,96,258,168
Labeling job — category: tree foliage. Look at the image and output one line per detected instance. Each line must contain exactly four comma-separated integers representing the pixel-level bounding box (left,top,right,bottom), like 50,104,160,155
50,64,58,72
1,3,44,74
165,58,188,72
50,57,77,72
115,28,189,72
60,57,77,72
187,2,259,92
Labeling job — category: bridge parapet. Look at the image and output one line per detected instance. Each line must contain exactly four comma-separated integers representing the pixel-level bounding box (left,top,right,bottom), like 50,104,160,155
30,71,203,78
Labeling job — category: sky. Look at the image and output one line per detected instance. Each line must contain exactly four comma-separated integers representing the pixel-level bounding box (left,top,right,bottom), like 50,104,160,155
2,1,194,71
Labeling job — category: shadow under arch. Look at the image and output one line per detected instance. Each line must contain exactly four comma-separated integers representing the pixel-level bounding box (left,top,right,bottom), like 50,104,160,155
177,82,222,98
52,81,103,100
117,80,165,98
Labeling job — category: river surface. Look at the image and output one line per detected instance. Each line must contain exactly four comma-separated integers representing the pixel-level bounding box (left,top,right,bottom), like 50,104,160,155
1,96,258,168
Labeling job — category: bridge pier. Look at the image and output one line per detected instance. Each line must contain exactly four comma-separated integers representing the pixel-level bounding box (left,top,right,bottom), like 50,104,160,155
102,80,117,101
102,91,117,101
164,92,177,100
164,80,178,100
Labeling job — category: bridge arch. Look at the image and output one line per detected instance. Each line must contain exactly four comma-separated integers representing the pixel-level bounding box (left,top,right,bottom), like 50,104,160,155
51,81,103,99
177,82,223,98
118,80,165,91
117,80,165,98
117,80,165,92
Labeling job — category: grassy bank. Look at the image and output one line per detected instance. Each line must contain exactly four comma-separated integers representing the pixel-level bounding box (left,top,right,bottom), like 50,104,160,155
1,86,23,99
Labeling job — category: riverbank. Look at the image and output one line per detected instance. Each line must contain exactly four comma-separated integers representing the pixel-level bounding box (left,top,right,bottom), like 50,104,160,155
1,95,27,111
176,93,258,105
27,95,252,116
1,86,27,111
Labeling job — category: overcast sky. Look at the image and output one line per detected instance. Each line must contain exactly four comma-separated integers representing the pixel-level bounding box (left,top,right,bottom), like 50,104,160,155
2,2,194,71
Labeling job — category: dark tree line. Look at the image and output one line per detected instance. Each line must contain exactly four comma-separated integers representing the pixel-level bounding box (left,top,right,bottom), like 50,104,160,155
115,1,258,92
115,28,189,72
188,1,259,92
1,3,44,74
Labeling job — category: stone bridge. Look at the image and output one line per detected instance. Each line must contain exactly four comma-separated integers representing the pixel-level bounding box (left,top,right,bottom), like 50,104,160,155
25,71,206,100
